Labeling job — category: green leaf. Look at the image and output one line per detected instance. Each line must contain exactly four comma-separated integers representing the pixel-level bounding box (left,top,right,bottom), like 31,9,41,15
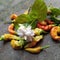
15,14,31,24
50,8,60,16
29,0,47,21
48,5,60,16
14,0,47,28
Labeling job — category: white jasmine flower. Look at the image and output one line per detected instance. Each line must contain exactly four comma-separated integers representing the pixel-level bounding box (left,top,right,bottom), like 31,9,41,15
17,24,34,42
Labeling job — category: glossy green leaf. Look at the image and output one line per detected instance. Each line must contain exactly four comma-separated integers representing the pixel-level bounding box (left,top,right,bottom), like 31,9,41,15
29,0,47,21
15,14,31,24
14,0,47,28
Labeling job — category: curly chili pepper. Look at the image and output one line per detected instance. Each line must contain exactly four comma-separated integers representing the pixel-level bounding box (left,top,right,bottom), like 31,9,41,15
50,26,60,41
8,24,17,34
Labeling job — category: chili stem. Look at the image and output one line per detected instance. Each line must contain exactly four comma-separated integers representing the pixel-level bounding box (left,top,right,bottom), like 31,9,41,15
40,45,50,50
0,37,4,41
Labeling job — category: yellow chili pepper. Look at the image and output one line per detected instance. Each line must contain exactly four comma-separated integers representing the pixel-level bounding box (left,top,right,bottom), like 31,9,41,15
24,35,43,48
25,45,50,54
0,34,20,41
11,40,20,49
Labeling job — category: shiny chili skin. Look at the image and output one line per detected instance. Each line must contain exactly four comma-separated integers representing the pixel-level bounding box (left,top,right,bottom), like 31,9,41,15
10,14,17,20
8,24,16,34
37,23,48,31
37,20,54,31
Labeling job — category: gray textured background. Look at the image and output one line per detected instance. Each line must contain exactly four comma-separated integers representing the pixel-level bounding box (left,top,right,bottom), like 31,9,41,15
0,0,60,60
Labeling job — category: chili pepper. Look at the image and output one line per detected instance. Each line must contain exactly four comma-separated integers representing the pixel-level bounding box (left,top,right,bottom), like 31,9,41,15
37,23,48,31
45,19,54,24
43,26,49,31
33,28,46,35
11,39,27,49
10,14,17,20
24,41,37,48
37,20,55,31
38,21,47,26
25,45,50,54
33,35,43,42
11,40,21,49
24,35,43,48
0,34,20,41
49,25,54,30
8,24,17,34
50,26,60,41
37,23,44,29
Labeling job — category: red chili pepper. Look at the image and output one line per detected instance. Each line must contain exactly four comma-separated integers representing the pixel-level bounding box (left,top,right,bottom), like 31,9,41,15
48,25,52,30
44,26,49,31
37,22,54,31
48,24,55,30
45,19,54,24
37,23,49,31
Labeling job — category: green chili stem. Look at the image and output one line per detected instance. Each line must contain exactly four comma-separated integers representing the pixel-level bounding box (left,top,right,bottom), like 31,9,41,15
40,45,50,50
0,37,4,41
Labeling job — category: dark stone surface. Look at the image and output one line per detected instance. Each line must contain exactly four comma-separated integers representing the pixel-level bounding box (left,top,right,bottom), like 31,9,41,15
0,0,60,60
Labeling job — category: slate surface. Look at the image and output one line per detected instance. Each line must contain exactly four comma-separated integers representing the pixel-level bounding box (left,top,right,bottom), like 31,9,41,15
0,0,60,60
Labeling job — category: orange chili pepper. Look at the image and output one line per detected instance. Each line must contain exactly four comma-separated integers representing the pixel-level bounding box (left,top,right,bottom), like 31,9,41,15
50,26,60,41
8,24,16,34
24,41,37,48
10,14,17,20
